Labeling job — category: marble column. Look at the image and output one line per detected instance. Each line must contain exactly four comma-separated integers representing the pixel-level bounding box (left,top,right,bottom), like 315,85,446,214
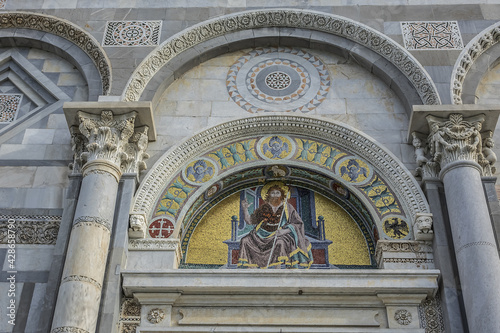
51,109,148,333
426,113,500,332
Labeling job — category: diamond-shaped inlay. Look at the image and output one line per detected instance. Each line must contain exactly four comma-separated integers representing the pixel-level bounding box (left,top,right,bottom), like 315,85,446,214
401,21,463,50
103,21,162,47
0,94,22,123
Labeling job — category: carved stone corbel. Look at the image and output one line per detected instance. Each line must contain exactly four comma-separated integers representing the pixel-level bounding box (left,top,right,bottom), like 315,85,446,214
129,213,147,239
413,213,434,241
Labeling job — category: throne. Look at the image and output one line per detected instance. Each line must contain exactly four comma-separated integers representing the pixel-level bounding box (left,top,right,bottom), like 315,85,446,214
223,187,333,268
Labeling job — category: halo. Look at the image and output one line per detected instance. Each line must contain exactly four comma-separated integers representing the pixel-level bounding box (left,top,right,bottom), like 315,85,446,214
260,181,289,199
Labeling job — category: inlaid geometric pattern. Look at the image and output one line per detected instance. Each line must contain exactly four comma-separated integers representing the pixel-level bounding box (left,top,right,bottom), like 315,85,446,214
103,20,161,47
401,21,463,50
0,94,22,123
227,47,331,113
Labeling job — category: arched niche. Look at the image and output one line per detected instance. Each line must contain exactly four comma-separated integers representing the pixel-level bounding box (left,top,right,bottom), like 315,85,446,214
0,12,111,99
131,115,430,268
122,9,440,114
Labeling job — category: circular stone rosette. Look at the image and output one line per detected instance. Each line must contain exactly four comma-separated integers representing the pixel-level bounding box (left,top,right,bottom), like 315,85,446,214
227,47,331,113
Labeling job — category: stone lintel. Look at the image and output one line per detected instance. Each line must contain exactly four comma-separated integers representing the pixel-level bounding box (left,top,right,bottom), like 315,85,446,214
408,104,500,142
63,101,156,141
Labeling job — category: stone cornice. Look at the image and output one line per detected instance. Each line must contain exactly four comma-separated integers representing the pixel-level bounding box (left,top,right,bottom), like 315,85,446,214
122,9,439,106
0,12,111,95
122,269,440,297
132,115,429,226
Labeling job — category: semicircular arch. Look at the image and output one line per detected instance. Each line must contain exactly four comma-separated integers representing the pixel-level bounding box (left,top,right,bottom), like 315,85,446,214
451,21,500,104
122,9,440,108
0,11,112,98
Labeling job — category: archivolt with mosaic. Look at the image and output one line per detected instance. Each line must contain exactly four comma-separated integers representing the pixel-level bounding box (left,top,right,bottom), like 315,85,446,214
150,135,407,246
131,116,429,249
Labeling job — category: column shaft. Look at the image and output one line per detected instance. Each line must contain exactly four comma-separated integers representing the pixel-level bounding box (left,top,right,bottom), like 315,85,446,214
51,162,120,333
441,161,500,332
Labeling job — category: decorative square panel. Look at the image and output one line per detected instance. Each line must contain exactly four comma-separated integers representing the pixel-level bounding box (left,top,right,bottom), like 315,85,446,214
0,94,22,123
103,20,162,47
401,21,464,50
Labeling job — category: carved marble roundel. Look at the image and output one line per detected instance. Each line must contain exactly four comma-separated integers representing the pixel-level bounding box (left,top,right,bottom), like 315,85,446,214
227,47,331,113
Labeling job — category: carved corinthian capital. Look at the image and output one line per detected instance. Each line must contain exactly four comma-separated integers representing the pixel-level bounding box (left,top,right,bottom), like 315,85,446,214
426,113,485,169
78,110,137,167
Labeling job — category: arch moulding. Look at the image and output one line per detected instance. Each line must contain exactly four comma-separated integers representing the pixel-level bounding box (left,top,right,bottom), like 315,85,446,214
122,8,440,106
132,115,430,231
0,11,112,96
451,21,500,104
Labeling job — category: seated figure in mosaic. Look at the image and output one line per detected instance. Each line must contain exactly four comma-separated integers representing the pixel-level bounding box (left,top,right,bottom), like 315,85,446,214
238,182,313,269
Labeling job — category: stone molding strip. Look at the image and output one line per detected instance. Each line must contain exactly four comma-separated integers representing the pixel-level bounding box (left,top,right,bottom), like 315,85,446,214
382,258,434,264
0,12,111,95
451,21,500,104
0,215,61,245
73,216,111,232
456,241,497,254
122,9,439,105
132,115,430,227
129,238,180,251
61,275,102,290
51,327,90,333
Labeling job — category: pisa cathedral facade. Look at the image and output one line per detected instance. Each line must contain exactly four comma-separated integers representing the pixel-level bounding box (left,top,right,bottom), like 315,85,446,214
1,1,500,332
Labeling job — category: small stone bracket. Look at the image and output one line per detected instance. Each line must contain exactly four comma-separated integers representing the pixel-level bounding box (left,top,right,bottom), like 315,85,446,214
413,212,434,241
129,213,147,239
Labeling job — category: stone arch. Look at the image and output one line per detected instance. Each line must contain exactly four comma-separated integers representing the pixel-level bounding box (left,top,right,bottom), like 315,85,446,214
122,9,440,110
0,11,111,99
132,115,430,244
451,21,500,104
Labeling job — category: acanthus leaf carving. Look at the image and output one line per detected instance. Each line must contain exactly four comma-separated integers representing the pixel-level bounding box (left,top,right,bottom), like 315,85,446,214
76,110,137,168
